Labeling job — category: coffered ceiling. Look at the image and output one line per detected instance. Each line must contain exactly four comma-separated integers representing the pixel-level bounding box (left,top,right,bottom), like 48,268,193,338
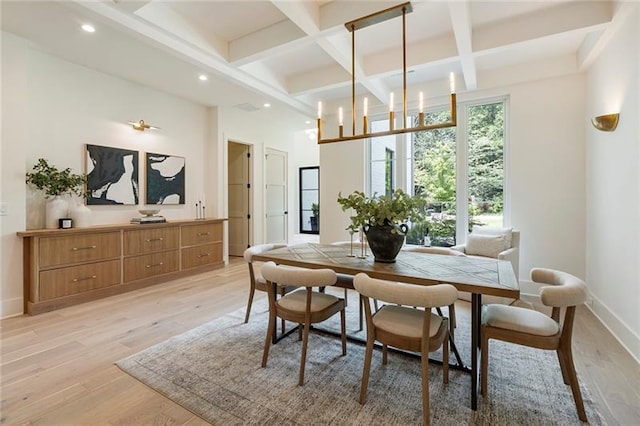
1,1,619,122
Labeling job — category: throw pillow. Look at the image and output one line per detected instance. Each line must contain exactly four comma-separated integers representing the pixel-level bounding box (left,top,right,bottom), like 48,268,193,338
472,225,513,250
465,233,506,258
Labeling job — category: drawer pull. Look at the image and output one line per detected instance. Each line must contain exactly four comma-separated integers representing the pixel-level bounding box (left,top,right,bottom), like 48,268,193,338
197,253,211,258
197,232,210,236
72,275,97,282
145,237,164,242
146,262,164,268
72,245,97,251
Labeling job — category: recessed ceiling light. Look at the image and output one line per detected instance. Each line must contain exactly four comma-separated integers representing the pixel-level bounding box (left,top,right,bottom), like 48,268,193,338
198,74,208,81
305,120,311,124
81,24,95,33
263,103,271,108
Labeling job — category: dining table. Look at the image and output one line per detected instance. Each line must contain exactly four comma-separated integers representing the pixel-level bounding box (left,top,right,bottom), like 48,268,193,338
253,242,520,410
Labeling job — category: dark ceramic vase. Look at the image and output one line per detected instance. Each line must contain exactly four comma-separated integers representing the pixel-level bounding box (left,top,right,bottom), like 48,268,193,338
364,222,408,263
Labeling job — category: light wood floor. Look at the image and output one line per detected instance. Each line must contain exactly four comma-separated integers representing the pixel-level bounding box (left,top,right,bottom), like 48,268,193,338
1,257,638,425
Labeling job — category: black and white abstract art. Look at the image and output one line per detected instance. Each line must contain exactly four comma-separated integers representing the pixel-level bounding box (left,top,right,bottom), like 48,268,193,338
145,153,185,205
86,144,139,205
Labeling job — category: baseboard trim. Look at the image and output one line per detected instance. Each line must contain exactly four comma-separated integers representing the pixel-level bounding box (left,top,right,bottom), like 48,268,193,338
1,296,25,319
586,293,640,364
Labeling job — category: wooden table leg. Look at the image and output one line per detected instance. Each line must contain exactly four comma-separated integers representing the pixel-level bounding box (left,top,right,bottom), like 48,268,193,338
471,293,482,410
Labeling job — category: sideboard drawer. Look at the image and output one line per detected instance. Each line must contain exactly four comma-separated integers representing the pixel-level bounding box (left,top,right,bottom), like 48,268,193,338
124,227,179,256
123,250,179,282
182,243,222,269
39,259,121,300
39,232,121,268
181,223,222,247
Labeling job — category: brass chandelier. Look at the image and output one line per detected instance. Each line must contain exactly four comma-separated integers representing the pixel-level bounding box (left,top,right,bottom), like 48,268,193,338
317,2,457,144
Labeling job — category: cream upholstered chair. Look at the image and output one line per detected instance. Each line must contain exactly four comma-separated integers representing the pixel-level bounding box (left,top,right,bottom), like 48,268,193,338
243,244,293,333
402,246,465,334
452,226,524,306
353,273,458,426
261,262,346,386
481,268,588,421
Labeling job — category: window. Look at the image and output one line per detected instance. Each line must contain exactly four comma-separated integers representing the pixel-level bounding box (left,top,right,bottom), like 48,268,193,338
299,166,319,234
368,98,506,246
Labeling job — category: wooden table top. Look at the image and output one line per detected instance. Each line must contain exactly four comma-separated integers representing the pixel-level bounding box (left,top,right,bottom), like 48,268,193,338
253,243,519,298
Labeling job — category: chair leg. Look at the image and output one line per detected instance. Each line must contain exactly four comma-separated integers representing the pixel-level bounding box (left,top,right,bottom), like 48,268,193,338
382,344,388,365
480,328,489,396
340,308,347,355
244,285,255,323
556,348,570,385
298,322,311,386
279,287,287,335
298,324,303,341
261,310,276,368
443,325,449,384
449,303,456,336
558,346,587,421
420,347,430,426
358,296,364,332
359,335,375,404
344,288,348,306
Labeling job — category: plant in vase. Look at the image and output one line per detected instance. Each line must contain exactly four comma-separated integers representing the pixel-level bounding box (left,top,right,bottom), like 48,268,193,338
25,158,87,229
310,202,319,232
337,189,426,262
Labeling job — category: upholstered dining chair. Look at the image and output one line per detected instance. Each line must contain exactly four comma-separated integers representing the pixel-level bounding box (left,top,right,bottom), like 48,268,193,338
402,246,466,334
330,240,374,330
481,268,588,422
353,273,458,426
261,261,346,386
243,244,293,334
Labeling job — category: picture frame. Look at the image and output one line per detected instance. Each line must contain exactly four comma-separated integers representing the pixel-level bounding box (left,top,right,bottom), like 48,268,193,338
145,152,185,205
85,144,139,205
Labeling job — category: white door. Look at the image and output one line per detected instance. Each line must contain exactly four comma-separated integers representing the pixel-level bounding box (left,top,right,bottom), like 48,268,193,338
228,142,251,256
265,148,288,244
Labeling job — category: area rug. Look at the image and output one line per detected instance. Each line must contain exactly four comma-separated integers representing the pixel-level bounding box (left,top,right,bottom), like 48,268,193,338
116,293,604,425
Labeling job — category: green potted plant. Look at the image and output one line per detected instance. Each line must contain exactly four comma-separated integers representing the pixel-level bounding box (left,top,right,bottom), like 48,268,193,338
337,189,426,262
26,158,87,229
310,202,319,232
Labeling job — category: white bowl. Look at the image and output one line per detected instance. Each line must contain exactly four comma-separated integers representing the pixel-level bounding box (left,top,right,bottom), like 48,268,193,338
138,209,160,217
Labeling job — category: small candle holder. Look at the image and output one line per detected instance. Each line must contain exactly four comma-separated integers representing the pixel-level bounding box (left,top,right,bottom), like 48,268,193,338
347,229,356,257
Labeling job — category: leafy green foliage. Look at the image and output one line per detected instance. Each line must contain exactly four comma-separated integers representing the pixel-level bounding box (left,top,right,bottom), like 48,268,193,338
25,158,86,198
337,189,426,234
311,202,319,217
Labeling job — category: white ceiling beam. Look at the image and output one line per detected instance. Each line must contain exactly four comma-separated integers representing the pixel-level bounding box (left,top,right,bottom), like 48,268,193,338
448,1,476,90
474,1,612,52
72,0,314,115
270,0,389,104
229,20,307,66
577,1,635,70
133,2,228,60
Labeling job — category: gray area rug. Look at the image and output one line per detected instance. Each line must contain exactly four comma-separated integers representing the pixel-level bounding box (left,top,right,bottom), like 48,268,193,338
116,293,603,425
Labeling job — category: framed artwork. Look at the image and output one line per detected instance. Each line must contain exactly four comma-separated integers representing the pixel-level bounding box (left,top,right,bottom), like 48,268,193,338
145,152,185,205
85,144,139,205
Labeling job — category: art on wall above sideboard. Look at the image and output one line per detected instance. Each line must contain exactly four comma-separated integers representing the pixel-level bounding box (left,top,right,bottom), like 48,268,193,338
85,144,139,205
145,152,185,205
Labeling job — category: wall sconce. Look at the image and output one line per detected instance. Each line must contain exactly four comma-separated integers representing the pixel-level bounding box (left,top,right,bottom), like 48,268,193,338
591,113,619,132
128,119,160,132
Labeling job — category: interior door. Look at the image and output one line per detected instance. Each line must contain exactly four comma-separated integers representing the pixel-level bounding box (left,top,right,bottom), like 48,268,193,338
228,142,250,256
265,148,288,244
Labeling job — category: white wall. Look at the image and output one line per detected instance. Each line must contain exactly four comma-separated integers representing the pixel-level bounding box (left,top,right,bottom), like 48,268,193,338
585,4,639,361
0,32,317,318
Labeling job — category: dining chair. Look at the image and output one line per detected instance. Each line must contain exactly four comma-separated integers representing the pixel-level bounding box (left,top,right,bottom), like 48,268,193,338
353,273,458,426
261,261,346,386
330,240,374,331
481,267,588,421
243,244,293,335
402,246,465,334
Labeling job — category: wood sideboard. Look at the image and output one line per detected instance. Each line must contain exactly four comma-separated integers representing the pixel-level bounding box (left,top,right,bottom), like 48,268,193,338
17,218,227,315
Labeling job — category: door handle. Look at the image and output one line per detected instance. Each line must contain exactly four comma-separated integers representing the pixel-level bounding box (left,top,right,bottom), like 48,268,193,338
284,211,288,214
